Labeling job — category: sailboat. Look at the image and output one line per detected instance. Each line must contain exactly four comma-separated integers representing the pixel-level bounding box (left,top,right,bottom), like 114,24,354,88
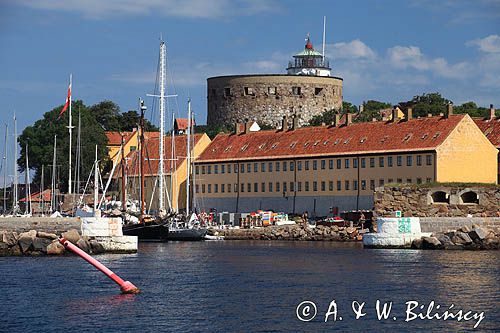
166,99,207,241
122,97,169,241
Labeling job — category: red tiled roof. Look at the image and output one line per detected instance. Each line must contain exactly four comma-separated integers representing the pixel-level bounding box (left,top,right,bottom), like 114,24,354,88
122,134,205,177
106,131,159,146
105,131,134,146
473,117,500,148
174,118,195,131
19,189,51,203
197,115,466,162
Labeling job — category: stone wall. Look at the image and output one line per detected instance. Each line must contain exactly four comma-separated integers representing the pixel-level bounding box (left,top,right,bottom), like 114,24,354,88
0,217,82,234
374,185,500,217
207,75,343,127
420,217,500,233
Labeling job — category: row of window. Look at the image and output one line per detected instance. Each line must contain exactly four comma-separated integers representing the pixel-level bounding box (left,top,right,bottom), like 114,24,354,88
196,177,432,194
195,155,433,175
216,86,341,98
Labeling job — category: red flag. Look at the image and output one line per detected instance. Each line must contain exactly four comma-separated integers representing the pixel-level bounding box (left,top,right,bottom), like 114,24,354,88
58,82,71,119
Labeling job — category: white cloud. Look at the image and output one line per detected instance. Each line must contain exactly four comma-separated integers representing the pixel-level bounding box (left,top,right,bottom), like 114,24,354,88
466,35,500,53
328,39,376,60
14,0,280,19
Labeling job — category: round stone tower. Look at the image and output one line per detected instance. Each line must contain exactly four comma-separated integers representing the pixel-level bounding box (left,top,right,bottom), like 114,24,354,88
207,36,343,127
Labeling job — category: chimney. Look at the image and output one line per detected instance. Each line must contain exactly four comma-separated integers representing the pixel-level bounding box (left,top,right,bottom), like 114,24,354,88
372,117,377,122
281,115,289,131
359,104,364,114
490,104,496,120
292,115,300,130
427,113,432,118
391,107,399,122
235,121,242,135
406,107,413,121
334,114,341,127
245,120,253,134
345,113,353,126
446,103,453,118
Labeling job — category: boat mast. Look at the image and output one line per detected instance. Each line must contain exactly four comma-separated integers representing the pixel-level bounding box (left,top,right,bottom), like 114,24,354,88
13,115,18,215
322,16,326,64
186,99,191,216
74,107,81,202
41,164,44,216
67,74,73,195
25,144,32,215
191,112,196,214
93,145,98,215
171,112,175,212
158,40,166,212
51,135,57,212
2,124,7,214
120,134,126,211
139,98,146,219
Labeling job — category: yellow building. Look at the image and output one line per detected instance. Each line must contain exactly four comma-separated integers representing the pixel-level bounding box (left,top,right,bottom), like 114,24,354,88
194,109,497,216
118,133,211,212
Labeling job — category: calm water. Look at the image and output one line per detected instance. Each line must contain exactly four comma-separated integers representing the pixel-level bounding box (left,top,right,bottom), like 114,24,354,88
0,241,498,332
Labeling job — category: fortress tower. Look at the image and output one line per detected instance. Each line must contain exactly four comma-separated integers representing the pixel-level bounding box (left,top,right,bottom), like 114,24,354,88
207,35,343,128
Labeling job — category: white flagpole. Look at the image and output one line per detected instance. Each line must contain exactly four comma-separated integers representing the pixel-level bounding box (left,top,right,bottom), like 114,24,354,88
68,74,73,195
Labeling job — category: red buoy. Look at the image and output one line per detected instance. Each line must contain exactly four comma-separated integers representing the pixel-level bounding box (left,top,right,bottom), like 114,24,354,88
59,237,140,294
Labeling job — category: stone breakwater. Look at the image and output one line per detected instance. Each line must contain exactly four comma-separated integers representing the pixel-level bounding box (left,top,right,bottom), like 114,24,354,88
212,225,362,241
411,225,500,250
0,228,134,256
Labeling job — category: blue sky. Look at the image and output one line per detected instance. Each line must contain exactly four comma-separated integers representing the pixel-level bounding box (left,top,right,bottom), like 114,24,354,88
0,0,499,139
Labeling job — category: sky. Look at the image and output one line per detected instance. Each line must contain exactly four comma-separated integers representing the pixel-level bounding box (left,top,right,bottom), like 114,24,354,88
0,0,499,156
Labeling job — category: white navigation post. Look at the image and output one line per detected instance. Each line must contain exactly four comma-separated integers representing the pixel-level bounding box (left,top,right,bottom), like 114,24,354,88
67,74,73,195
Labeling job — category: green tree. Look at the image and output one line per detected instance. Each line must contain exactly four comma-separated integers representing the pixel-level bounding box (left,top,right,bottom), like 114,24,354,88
454,102,488,118
194,124,233,139
355,100,392,122
18,100,109,193
118,110,158,132
399,92,451,117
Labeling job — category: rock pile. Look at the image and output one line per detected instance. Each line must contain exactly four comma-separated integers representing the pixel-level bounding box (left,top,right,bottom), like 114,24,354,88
0,229,105,256
411,225,500,250
215,225,363,241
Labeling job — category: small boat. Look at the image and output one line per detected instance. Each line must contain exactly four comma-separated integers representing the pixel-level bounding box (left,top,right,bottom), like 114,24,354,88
167,214,207,241
204,234,224,241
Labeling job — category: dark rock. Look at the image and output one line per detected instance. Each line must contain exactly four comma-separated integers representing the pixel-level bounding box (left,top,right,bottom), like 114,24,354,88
444,244,464,250
33,237,52,253
46,241,65,255
437,234,454,247
9,244,22,256
411,238,423,249
61,229,80,244
76,239,90,253
451,232,473,245
37,231,58,240
468,228,488,243
2,231,18,246
0,241,8,255
422,237,442,250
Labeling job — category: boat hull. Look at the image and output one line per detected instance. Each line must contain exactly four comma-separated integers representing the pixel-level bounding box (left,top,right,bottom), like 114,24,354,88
167,228,207,241
122,222,169,241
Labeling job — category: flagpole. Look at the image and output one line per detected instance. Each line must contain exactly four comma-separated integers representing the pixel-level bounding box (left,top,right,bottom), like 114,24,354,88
68,73,73,195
